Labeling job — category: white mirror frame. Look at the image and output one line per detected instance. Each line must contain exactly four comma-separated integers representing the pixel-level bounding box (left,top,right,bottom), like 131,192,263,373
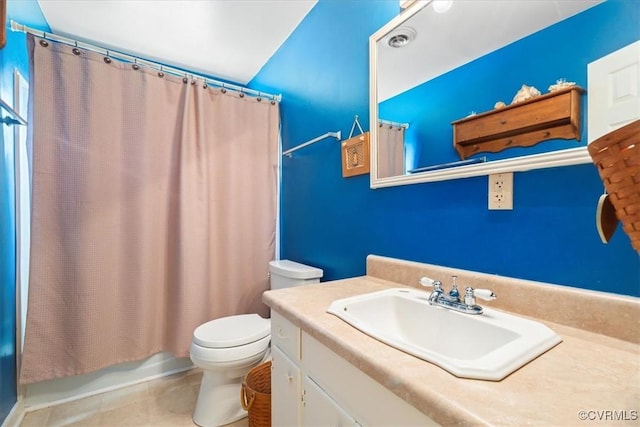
369,2,591,189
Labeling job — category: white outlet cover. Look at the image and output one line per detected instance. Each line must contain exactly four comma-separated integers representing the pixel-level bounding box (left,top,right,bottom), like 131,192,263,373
488,173,513,210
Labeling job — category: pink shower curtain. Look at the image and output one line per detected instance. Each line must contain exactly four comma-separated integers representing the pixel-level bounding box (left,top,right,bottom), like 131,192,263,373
377,124,405,178
20,35,279,384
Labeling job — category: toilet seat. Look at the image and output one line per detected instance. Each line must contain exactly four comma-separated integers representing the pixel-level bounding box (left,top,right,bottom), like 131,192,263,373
190,334,270,364
193,314,271,348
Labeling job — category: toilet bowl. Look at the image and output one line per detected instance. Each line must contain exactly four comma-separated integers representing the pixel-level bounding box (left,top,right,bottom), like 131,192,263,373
190,314,271,427
190,260,323,427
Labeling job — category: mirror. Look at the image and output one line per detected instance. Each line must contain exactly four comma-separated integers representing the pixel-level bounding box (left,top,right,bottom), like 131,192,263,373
369,0,602,188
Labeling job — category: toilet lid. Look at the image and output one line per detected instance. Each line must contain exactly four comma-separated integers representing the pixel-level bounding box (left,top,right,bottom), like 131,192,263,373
193,314,271,348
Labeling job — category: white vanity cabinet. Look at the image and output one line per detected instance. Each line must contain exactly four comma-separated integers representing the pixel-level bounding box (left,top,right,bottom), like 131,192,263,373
271,312,302,426
270,310,438,427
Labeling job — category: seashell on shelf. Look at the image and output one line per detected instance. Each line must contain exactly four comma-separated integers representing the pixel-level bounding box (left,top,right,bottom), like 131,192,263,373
548,79,576,92
511,84,541,104
494,101,506,109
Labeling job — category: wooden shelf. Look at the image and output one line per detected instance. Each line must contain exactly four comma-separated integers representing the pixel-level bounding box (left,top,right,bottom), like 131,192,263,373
452,86,584,160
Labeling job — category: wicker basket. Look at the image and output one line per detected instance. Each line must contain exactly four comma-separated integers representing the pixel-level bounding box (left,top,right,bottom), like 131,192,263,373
241,361,271,427
588,119,640,253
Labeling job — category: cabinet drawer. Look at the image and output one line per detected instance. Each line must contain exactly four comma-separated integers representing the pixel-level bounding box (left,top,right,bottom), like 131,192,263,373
302,332,436,426
454,90,574,144
272,311,301,361
452,86,583,159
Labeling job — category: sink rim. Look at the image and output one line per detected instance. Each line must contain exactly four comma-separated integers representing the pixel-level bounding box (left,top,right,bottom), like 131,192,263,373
327,287,562,381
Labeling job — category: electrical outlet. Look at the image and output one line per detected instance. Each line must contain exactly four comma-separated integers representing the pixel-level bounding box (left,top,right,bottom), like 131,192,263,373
488,173,513,210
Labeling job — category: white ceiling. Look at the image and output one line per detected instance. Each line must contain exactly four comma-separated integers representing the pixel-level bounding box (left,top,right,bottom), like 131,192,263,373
36,0,317,85
378,0,603,101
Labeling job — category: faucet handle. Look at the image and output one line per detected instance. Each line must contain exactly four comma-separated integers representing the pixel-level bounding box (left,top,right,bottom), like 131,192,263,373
464,287,496,306
472,288,497,301
419,277,443,291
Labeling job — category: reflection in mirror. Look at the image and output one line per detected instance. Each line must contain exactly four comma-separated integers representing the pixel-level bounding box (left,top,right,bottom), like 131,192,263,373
377,120,406,178
370,0,607,187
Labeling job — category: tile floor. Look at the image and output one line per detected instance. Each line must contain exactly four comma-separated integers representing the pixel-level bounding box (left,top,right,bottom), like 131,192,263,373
20,370,248,427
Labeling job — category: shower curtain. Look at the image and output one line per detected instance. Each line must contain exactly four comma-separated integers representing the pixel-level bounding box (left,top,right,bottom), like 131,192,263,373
20,35,279,384
377,124,405,178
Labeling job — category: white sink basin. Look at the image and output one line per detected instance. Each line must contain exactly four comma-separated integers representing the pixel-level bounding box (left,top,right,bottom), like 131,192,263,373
327,287,562,380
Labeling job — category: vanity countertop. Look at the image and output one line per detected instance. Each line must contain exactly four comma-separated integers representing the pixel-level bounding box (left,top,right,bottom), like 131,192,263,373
263,273,640,426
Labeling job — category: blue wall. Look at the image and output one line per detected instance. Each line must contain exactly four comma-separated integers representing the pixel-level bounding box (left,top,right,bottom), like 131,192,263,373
380,0,640,169
250,0,639,297
0,1,48,420
0,32,20,424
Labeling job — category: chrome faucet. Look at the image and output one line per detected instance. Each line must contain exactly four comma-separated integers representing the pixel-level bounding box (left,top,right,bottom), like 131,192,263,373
419,276,496,315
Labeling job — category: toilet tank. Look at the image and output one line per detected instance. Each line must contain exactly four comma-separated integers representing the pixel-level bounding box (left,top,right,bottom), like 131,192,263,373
269,260,323,290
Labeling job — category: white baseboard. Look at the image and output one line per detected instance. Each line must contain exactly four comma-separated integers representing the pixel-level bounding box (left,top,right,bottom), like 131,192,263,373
24,352,193,411
1,399,25,427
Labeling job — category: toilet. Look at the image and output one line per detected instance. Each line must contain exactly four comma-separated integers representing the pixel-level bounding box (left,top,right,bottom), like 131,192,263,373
190,260,323,427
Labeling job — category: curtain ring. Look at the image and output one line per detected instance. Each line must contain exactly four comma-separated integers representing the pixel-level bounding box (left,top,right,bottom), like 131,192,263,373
256,91,262,102
103,50,112,64
203,81,208,89
183,74,188,84
221,83,227,94
157,66,164,78
239,88,245,98
132,59,139,70
39,39,49,47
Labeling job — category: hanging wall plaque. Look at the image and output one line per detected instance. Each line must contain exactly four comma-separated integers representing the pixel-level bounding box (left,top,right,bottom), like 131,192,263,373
341,132,370,178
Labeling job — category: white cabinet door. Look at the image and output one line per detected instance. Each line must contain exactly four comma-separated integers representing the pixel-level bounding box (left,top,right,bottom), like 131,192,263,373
302,376,361,427
272,346,301,427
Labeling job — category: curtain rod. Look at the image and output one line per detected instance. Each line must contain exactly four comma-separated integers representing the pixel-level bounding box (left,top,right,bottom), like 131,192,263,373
282,131,342,157
378,118,409,129
10,20,282,102
0,97,27,126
